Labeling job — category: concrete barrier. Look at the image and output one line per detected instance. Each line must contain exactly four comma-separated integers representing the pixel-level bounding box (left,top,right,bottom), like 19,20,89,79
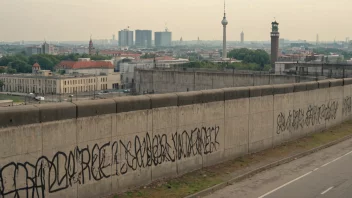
0,105,39,127
35,103,76,122
2,79,352,198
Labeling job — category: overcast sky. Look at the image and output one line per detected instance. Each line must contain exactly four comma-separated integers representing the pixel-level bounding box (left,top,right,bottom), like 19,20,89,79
1,0,351,42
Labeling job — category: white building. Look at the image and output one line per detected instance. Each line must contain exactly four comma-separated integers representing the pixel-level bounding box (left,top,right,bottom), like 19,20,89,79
0,63,121,94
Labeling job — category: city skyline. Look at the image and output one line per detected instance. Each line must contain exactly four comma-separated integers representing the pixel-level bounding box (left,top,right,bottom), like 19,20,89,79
1,0,351,42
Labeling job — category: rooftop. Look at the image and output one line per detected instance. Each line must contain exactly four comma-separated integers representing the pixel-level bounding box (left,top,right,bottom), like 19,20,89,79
56,60,114,69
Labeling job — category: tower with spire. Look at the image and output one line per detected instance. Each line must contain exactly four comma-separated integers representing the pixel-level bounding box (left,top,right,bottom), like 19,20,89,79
241,31,244,44
221,0,228,59
89,36,94,55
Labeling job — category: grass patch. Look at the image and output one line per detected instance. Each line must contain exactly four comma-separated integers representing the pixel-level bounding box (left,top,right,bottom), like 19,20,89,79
0,94,24,102
112,121,352,198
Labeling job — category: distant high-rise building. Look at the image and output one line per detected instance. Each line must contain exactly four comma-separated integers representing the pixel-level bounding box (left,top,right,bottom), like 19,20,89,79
154,30,172,47
316,34,319,46
112,34,115,41
279,38,285,48
240,31,244,44
135,30,152,47
118,29,134,47
26,46,42,56
221,1,228,59
42,41,55,55
270,20,280,67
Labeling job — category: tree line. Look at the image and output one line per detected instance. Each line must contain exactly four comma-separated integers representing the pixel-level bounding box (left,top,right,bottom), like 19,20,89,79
228,48,270,68
178,48,271,71
0,53,111,74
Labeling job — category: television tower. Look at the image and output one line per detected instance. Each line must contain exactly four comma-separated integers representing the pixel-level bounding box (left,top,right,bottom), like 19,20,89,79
221,0,228,59
270,20,280,67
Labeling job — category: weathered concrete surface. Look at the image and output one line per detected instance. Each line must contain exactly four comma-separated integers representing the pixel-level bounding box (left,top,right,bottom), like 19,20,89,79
1,79,352,198
135,69,314,94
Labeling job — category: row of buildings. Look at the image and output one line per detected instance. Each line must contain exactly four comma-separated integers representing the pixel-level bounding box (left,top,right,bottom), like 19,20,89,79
26,41,56,55
0,59,120,95
118,28,172,48
0,52,190,95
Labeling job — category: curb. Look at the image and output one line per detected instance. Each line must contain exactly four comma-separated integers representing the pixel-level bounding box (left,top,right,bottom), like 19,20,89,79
184,133,352,198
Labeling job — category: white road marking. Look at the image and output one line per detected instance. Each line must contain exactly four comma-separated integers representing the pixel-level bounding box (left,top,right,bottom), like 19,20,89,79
313,168,319,171
321,157,342,167
321,186,334,195
257,171,312,198
258,150,352,198
342,150,352,157
321,150,352,168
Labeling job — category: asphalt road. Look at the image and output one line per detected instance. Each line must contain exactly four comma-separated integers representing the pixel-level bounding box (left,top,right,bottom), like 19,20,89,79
204,138,352,198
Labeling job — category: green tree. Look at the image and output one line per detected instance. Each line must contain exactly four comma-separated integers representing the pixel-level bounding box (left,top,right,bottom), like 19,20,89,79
140,53,156,59
228,48,270,65
0,56,18,66
8,60,31,73
7,67,16,74
0,67,5,73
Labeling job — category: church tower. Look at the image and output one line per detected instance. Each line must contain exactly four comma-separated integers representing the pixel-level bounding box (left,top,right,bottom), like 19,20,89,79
89,36,94,55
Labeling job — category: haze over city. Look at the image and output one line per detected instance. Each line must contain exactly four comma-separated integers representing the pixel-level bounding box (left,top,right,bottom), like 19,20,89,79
1,0,351,42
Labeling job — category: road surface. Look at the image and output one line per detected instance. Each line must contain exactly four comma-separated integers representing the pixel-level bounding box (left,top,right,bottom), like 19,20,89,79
204,137,352,198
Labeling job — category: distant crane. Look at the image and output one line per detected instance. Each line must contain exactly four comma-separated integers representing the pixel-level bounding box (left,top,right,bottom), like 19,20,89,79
165,22,168,32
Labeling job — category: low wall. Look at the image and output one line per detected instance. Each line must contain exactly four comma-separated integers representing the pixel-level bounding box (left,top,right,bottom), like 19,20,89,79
134,69,314,94
1,78,352,198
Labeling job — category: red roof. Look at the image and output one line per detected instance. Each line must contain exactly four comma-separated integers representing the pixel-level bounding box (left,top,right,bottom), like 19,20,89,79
56,61,114,69
33,63,40,68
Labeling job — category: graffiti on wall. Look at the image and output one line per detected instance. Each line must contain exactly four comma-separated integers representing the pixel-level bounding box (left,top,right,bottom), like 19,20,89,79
0,125,220,198
276,101,339,134
343,96,352,116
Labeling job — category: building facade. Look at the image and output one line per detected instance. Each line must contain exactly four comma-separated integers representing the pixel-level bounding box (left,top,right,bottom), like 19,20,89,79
240,31,244,44
0,74,120,94
135,30,152,48
0,62,121,94
118,29,134,47
26,46,42,56
154,31,172,47
42,41,55,55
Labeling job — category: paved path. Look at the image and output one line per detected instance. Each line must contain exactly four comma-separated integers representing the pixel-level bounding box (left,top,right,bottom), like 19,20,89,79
204,138,352,198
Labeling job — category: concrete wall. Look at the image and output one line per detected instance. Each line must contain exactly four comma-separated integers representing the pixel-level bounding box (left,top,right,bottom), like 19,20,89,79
134,69,314,94
1,78,352,198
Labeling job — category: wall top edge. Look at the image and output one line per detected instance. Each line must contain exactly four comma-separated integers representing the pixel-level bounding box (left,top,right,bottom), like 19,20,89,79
0,78,347,127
